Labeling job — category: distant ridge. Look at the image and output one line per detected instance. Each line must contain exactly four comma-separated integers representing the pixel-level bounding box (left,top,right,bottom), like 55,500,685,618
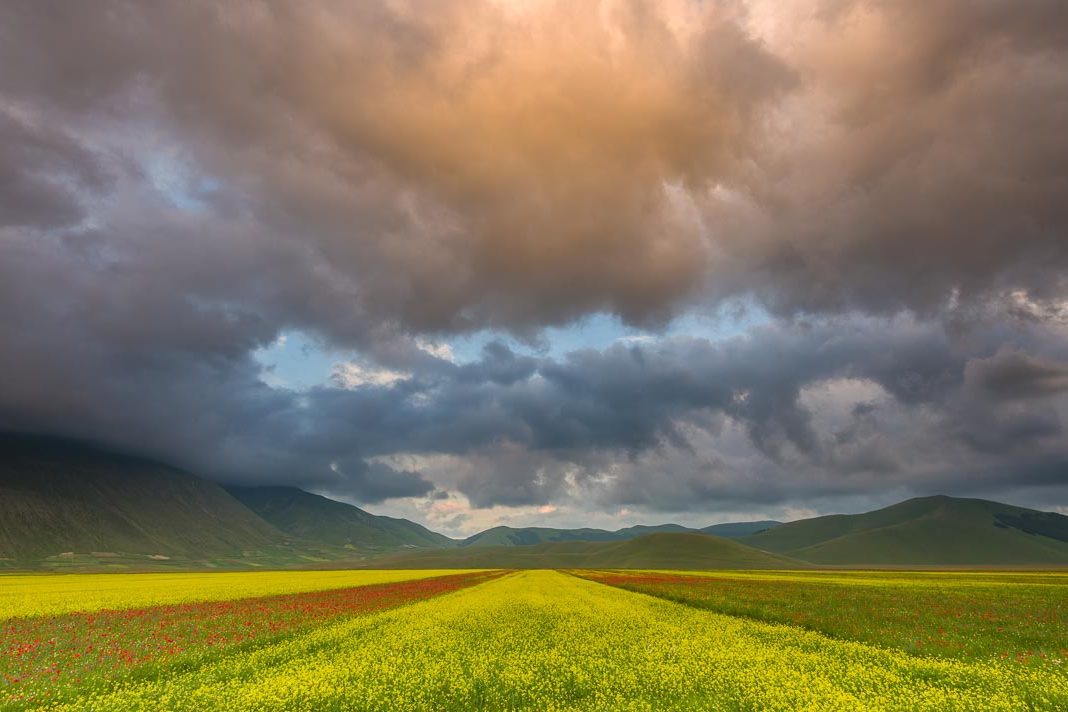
5,431,1067,568
0,433,282,561
741,495,1068,565
370,532,801,569
459,521,777,547
702,520,781,538
225,485,454,551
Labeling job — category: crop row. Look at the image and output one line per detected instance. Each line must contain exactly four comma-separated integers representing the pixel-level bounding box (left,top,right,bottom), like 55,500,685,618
578,569,1068,665
1,570,500,708
0,568,478,618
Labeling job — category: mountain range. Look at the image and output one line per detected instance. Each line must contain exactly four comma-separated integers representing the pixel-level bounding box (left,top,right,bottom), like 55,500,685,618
368,532,801,570
225,485,453,550
0,433,279,562
739,494,1068,565
454,520,779,548
2,432,1067,569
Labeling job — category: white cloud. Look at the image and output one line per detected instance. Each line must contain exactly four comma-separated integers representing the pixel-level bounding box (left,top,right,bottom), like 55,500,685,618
331,361,410,389
417,339,456,362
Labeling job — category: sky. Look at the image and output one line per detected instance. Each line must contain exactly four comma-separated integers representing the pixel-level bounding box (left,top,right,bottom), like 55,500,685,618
1,0,1067,537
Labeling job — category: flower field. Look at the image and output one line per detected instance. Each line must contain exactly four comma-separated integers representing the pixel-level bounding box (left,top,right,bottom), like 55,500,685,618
1,570,498,708
0,569,477,618
3,568,1068,710
579,569,1068,664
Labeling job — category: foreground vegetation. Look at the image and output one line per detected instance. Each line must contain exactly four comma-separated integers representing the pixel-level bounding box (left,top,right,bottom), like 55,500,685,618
580,569,1068,664
2,570,1066,710
0,569,477,618
1,571,498,708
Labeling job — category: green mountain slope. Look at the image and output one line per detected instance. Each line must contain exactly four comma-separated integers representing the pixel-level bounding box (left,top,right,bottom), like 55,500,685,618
461,526,632,547
0,433,283,561
225,485,454,551
702,520,781,538
371,532,802,569
615,524,695,537
458,522,772,547
741,495,1068,565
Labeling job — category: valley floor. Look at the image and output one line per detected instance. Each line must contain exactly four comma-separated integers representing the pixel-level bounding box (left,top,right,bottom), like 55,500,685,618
2,569,1066,710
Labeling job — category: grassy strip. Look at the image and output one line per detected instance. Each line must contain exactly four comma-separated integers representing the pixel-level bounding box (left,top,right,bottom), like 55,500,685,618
577,569,1068,664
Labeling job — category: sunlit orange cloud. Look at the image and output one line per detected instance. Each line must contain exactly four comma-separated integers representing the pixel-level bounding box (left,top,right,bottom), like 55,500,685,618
217,0,792,330
4,1,1066,337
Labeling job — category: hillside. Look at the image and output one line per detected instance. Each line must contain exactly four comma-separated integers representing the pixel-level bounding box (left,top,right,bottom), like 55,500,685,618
459,522,771,547
461,526,633,547
702,520,781,538
741,495,1068,565
0,433,283,561
225,485,454,551
7,430,1063,569
371,532,802,569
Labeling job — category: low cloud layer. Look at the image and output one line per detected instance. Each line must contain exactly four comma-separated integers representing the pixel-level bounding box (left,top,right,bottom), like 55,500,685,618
1,1,1067,523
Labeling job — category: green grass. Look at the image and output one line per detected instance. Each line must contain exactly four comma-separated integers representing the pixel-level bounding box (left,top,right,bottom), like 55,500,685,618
580,569,1068,664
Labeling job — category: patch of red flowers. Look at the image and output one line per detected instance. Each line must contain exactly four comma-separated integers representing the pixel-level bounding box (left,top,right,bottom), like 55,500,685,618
1,570,501,705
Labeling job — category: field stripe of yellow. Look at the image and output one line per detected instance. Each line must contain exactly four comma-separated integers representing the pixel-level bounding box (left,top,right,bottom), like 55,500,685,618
52,570,1068,711
0,569,485,619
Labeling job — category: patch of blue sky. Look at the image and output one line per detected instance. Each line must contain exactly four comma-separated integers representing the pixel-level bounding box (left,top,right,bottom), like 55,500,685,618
256,302,771,391
253,331,340,391
449,299,771,362
144,152,221,213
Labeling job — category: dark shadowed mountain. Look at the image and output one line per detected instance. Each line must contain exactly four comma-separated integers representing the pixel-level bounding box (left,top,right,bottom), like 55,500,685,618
0,433,283,561
372,532,802,569
740,495,1068,565
225,485,454,550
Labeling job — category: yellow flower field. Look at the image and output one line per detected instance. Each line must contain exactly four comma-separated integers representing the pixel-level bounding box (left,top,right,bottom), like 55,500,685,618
35,570,1068,711
0,569,474,618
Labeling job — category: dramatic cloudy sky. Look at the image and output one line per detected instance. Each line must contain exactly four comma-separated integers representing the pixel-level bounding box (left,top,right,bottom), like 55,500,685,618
2,0,1067,535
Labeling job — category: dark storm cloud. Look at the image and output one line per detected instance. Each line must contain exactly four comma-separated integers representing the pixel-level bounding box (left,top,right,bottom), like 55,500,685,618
2,233,1067,507
703,0,1068,317
308,461,435,505
13,309,1059,510
1,1,1067,513
276,316,1067,508
965,350,1068,401
0,109,111,228
1,1,1065,335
